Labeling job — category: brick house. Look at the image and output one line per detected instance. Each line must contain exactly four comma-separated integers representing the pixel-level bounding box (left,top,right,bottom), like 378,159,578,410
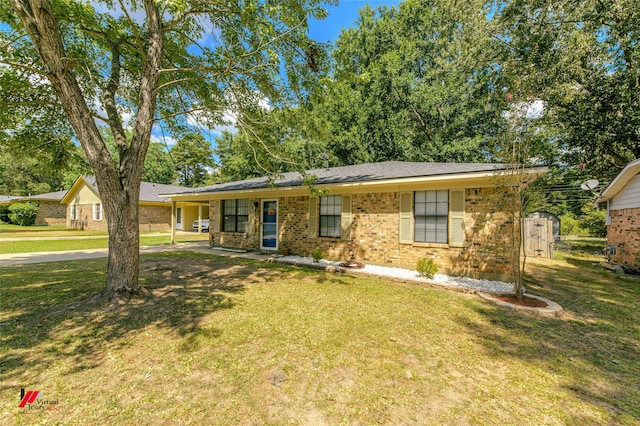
1,190,68,225
61,176,202,232
166,162,547,281
598,158,640,268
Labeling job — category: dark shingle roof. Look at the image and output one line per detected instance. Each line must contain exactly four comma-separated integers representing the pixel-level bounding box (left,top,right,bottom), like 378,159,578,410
82,176,187,202
0,195,21,203
170,161,511,195
2,190,68,203
22,189,68,202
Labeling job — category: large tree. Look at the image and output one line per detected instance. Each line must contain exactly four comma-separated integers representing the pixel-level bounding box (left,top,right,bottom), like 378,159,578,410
171,133,214,187
319,0,504,165
497,0,639,181
1,0,331,303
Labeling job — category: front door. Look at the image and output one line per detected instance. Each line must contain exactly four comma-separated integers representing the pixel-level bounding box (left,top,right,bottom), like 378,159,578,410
261,200,278,250
176,207,183,230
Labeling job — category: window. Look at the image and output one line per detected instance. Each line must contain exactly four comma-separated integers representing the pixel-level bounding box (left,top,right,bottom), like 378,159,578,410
93,203,102,221
414,190,448,243
319,195,342,238
222,199,249,232
70,204,77,221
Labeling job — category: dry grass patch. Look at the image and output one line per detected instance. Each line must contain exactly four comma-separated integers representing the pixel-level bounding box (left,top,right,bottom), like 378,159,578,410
1,249,638,424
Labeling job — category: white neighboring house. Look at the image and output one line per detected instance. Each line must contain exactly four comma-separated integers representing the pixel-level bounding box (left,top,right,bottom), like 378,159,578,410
597,159,640,268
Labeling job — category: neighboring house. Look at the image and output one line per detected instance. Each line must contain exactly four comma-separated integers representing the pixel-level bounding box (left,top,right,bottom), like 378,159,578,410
0,195,20,203
0,190,68,225
61,176,203,232
597,158,640,268
165,162,547,281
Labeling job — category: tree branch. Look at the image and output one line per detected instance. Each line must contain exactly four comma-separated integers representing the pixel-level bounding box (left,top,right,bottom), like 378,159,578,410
0,100,58,107
0,59,48,77
152,106,208,123
103,42,128,156
123,0,164,186
116,0,146,59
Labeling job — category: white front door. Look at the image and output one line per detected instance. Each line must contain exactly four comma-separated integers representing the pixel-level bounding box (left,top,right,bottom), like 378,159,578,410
176,207,183,230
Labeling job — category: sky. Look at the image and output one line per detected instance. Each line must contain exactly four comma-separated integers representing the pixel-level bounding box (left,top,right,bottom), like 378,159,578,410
153,0,403,147
308,0,401,43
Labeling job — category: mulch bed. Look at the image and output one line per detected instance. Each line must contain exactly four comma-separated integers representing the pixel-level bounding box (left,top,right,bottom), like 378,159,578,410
494,294,548,308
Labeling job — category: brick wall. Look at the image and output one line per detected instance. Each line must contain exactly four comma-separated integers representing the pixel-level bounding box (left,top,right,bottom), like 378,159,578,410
608,208,640,267
209,200,260,250
210,188,519,281
67,204,172,232
67,204,103,231
139,205,172,232
34,201,66,226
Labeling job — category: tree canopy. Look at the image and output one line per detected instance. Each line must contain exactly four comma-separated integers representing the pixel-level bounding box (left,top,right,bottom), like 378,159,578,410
497,0,639,181
1,0,334,302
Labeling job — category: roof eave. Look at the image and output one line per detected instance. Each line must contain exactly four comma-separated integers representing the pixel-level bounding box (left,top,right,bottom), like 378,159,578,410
165,166,548,200
598,159,640,202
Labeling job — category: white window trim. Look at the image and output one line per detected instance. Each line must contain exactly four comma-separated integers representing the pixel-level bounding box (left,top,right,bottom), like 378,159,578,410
93,203,102,221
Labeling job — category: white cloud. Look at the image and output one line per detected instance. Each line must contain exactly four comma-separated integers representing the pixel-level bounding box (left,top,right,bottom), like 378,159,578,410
150,132,176,148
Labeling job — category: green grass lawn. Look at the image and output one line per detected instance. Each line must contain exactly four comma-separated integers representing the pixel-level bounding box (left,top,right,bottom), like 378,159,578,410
1,249,638,424
0,233,209,254
0,223,108,238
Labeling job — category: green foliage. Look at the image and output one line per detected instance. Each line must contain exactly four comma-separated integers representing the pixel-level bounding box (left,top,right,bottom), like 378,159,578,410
320,0,503,165
143,143,176,185
171,134,215,187
312,246,325,263
416,258,438,279
579,205,607,238
560,209,607,238
636,251,640,267
8,202,38,226
0,205,10,223
497,0,639,181
560,214,580,237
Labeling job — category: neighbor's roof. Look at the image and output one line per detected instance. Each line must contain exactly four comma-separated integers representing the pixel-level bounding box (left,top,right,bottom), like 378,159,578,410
598,158,640,203
0,195,21,204
62,176,188,204
0,190,67,204
166,161,545,196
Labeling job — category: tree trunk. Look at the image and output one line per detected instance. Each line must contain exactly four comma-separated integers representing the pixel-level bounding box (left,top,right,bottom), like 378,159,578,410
101,181,141,302
11,0,163,304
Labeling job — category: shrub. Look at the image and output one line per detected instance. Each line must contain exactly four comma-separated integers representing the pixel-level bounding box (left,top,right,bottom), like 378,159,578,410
579,205,607,237
8,202,39,226
312,246,325,263
560,213,580,237
416,257,438,279
636,251,640,267
0,205,10,223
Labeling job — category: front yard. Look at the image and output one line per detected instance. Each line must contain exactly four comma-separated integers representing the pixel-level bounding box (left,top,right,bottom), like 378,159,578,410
0,223,209,254
1,245,638,424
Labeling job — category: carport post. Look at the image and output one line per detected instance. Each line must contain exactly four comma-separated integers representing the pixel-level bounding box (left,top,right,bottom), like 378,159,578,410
198,204,203,233
171,201,176,244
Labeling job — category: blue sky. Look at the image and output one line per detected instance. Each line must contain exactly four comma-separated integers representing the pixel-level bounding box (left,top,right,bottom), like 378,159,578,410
308,0,401,43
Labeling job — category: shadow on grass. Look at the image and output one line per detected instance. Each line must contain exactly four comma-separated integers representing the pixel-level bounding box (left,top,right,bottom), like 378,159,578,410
457,255,640,423
0,251,303,386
